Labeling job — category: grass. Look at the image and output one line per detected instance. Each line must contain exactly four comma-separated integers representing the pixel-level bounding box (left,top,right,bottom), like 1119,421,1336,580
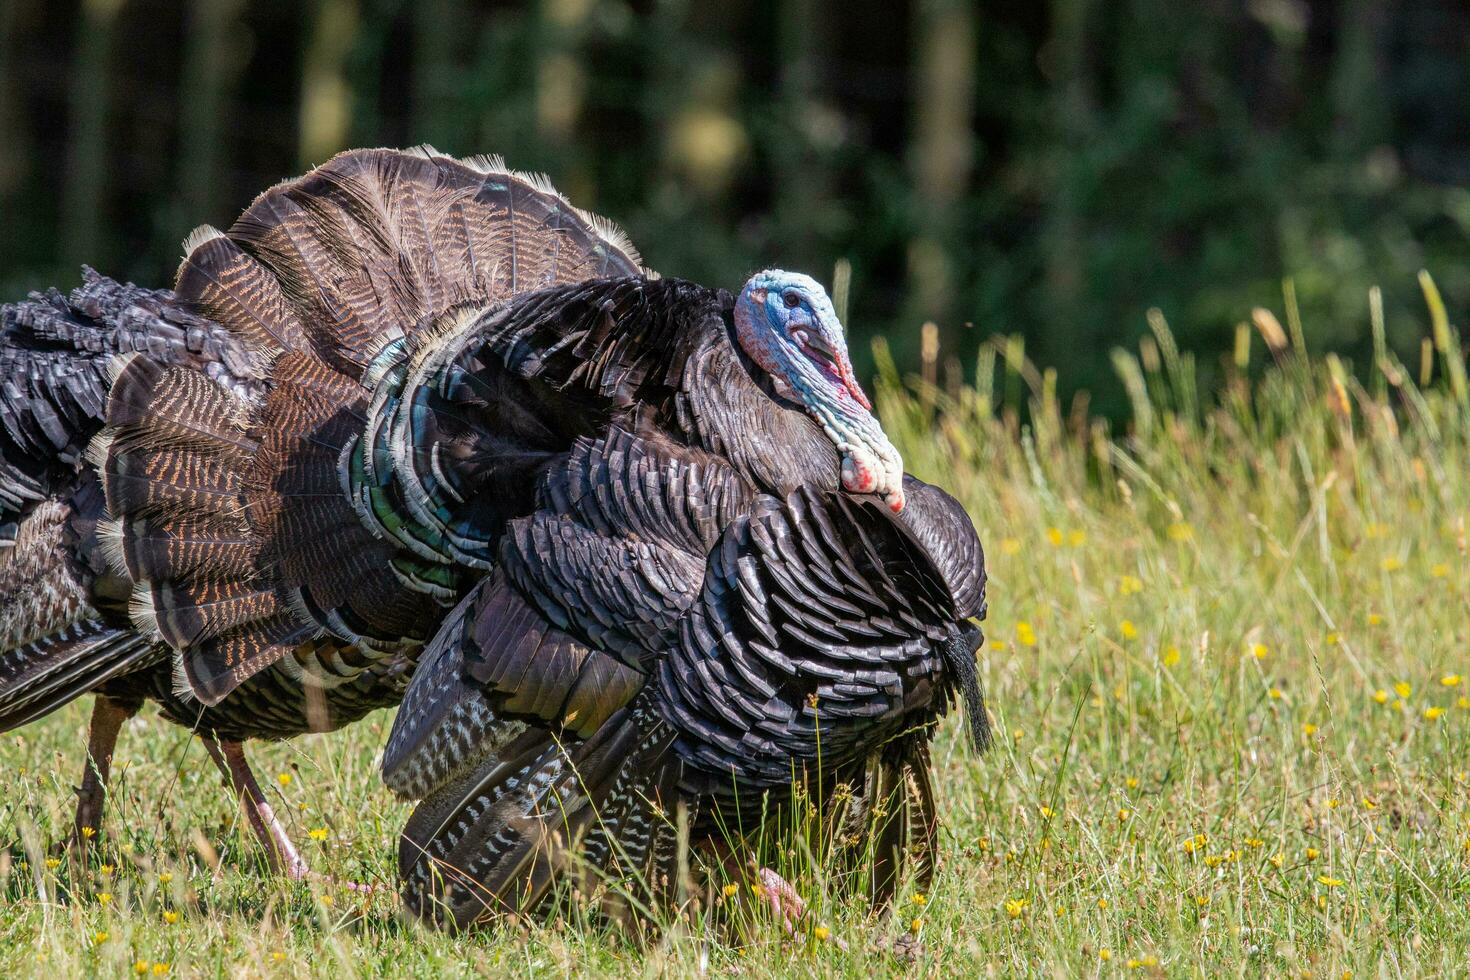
3,273,1469,975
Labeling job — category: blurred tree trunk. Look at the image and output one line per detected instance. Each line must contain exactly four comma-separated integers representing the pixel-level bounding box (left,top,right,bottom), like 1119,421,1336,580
414,0,466,151
775,0,830,263
299,0,360,168
177,0,245,226
63,0,127,273
1039,0,1094,365
535,0,591,199
908,0,975,328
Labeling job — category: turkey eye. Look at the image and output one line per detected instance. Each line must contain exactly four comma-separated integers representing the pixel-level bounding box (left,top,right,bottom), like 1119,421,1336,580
782,291,801,309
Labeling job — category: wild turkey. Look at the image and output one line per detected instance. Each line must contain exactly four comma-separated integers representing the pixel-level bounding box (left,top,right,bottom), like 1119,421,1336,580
0,148,680,874
366,275,989,926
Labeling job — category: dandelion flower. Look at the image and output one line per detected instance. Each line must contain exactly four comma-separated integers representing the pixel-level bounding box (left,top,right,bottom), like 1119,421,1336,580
153,965,169,976
1117,808,1130,822
1425,706,1445,720
1167,522,1194,542
1367,612,1384,627
1431,563,1450,578
1302,722,1318,736
1120,620,1138,640
911,916,924,933
97,892,112,905
1459,697,1470,710
1268,688,1282,700
1325,631,1341,646
990,639,1009,652
158,872,172,884
1004,898,1027,919
1318,875,1344,887
1161,646,1180,667
1442,675,1463,687
1381,557,1403,572
1269,854,1284,869
1016,622,1037,647
1046,527,1063,547
45,858,60,870
1097,897,1109,910
1305,847,1320,861
162,910,179,925
1039,806,1056,819
722,883,739,898
80,826,96,840
278,773,292,787
1125,777,1140,790
1000,538,1021,556
1119,575,1143,596
1362,797,1377,810
912,893,927,906
1373,689,1389,705
1245,837,1264,848
93,931,108,945
1100,949,1112,961
814,926,831,941
134,962,149,976
1251,643,1268,660
272,953,286,963
308,827,329,842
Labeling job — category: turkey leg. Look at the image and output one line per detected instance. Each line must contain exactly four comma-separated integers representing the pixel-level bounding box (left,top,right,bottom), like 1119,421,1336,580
72,694,141,848
202,738,311,880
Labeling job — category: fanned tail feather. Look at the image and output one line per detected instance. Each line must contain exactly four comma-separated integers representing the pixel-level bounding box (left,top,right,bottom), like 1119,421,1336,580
0,620,163,732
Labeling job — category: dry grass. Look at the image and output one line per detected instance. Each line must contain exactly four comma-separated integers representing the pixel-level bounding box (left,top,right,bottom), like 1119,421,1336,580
2,274,1468,975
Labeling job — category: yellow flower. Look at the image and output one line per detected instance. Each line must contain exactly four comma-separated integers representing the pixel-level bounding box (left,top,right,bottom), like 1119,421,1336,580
153,965,170,976
1012,728,1025,742
1167,522,1194,541
910,916,924,933
278,772,293,787
1251,643,1269,660
1327,798,1341,809
911,893,927,906
1119,574,1143,596
813,926,831,941
1117,808,1130,822
1269,854,1284,868
1067,529,1086,547
158,872,172,884
1268,688,1283,700
1381,556,1403,572
135,962,149,975
162,910,179,925
1126,777,1139,789
1325,631,1341,646
1046,527,1063,547
1000,538,1021,556
319,894,334,907
1039,806,1055,819
1305,847,1320,861
1431,563,1450,578
1100,949,1112,961
1364,522,1389,539
308,827,329,841
1362,797,1377,810
722,883,739,898
1395,681,1412,698
1318,875,1344,887
1004,898,1027,919
1161,645,1180,667
45,858,60,870
97,892,112,905
80,826,96,839
99,864,113,876
1373,689,1389,704
1367,612,1384,626
1245,837,1264,848
1459,697,1470,710
1120,620,1138,640
93,931,108,945
1097,897,1109,910
1194,895,1209,907
1443,675,1463,687
272,953,286,963
1016,622,1037,647
990,639,1008,652
1425,706,1445,720
1302,722,1318,737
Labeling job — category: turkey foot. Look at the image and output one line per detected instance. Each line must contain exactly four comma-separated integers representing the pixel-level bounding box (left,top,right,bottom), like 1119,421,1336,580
62,696,141,857
754,867,847,949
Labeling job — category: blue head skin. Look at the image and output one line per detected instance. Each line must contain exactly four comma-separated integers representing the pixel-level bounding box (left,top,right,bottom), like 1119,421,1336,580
733,269,905,512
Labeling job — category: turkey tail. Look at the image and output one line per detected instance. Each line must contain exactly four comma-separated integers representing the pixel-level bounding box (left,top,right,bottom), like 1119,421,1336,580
0,620,163,732
0,268,259,522
399,699,681,930
101,147,647,704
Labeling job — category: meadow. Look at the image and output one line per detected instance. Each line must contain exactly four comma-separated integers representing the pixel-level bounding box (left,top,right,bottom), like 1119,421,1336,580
1,275,1467,976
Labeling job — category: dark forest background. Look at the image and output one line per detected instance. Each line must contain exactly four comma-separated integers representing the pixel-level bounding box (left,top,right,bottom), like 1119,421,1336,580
2,0,1468,414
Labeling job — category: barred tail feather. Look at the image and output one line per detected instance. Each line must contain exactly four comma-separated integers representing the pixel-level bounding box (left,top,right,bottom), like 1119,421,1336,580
0,620,163,732
398,700,681,930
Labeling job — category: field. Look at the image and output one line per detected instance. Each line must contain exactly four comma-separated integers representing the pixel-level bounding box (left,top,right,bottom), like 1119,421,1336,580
2,278,1468,976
